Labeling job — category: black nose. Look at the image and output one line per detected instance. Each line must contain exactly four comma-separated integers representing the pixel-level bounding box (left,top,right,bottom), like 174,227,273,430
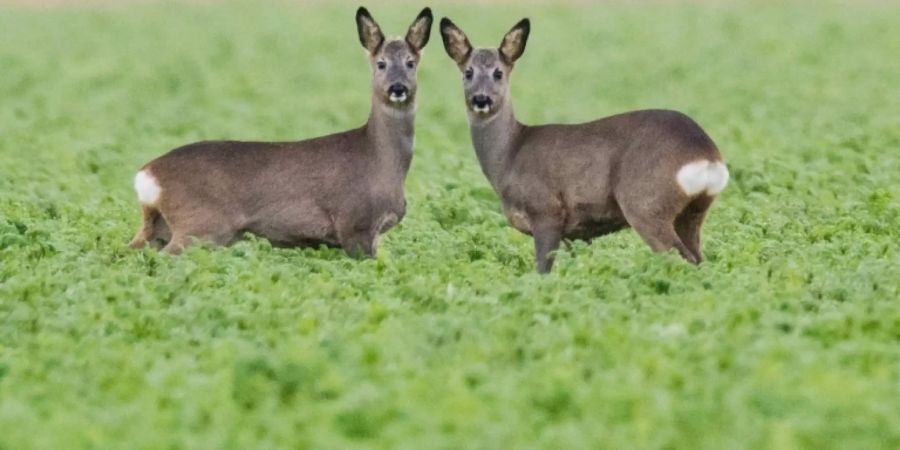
472,95,493,108
388,83,409,96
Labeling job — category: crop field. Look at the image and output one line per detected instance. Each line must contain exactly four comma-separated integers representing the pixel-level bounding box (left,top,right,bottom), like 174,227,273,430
1,0,899,448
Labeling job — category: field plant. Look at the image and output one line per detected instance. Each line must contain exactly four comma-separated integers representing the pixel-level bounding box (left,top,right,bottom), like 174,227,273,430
1,1,898,448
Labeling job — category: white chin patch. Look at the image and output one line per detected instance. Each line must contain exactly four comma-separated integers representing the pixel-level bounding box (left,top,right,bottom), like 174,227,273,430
389,93,408,103
473,105,491,114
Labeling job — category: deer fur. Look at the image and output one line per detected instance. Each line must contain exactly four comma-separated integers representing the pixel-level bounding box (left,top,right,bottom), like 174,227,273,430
440,17,729,273
129,7,433,257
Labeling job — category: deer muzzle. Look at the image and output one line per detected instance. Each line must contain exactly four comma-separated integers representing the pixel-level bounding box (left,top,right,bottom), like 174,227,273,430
388,83,409,103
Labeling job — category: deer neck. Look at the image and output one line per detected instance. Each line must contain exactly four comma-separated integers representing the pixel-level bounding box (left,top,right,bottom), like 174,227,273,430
367,100,416,175
468,100,522,191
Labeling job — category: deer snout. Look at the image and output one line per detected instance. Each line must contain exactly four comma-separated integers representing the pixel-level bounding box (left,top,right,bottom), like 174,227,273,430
388,83,409,103
472,95,492,106
471,95,493,113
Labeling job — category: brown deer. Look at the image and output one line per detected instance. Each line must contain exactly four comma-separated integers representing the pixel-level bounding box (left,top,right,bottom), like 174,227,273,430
128,7,433,257
439,17,729,273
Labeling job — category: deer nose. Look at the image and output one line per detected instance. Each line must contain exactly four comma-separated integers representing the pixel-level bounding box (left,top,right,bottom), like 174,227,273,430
472,95,493,108
388,83,409,97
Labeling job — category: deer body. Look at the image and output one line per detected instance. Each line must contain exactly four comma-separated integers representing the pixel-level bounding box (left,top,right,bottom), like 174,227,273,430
129,7,432,257
441,18,728,273
476,108,724,239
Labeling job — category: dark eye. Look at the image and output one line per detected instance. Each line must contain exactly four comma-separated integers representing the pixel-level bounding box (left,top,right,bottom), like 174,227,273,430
493,69,503,80
376,61,387,70
406,60,415,69
464,68,473,80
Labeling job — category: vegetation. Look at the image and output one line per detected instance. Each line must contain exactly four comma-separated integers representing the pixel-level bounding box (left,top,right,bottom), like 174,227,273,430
1,1,898,448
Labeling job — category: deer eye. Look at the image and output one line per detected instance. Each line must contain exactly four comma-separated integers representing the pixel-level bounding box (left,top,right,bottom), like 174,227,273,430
493,69,503,80
376,61,387,70
464,68,473,80
406,60,415,69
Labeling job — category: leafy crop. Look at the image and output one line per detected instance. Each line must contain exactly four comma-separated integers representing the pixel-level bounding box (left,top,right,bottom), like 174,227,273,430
1,1,898,449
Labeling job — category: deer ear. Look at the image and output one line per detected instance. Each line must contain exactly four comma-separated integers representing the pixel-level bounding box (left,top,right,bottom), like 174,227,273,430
499,18,530,64
440,17,472,66
405,7,433,52
356,7,384,54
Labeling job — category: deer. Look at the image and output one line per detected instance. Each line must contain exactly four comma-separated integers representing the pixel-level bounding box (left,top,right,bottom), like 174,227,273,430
439,17,729,273
128,7,433,257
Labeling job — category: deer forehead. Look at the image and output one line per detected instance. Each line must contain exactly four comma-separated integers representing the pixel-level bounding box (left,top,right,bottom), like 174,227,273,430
469,49,502,68
377,39,416,60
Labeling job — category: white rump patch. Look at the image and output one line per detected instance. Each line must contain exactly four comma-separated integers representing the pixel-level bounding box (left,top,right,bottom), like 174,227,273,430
134,169,161,204
676,160,729,196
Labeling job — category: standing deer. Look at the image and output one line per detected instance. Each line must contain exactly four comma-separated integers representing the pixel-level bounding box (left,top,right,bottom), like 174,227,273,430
129,7,433,257
439,17,729,273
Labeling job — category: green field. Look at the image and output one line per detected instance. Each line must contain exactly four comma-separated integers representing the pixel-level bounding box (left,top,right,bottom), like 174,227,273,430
1,0,899,448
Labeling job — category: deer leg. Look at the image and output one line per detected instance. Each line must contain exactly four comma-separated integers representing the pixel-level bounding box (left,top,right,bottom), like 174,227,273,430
160,219,238,255
150,214,172,247
339,231,377,259
128,206,160,249
337,218,377,259
161,231,236,255
674,196,713,263
532,219,564,274
161,233,190,255
630,218,698,264
621,203,698,264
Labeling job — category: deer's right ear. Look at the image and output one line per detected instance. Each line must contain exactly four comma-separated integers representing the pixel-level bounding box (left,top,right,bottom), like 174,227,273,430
440,18,472,67
356,7,384,54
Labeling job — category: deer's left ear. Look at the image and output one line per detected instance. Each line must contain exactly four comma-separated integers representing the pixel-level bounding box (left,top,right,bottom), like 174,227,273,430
499,18,530,64
405,7,433,52
440,18,472,67
356,7,385,54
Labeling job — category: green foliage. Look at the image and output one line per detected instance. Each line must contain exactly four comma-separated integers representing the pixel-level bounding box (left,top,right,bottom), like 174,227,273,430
1,1,899,449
